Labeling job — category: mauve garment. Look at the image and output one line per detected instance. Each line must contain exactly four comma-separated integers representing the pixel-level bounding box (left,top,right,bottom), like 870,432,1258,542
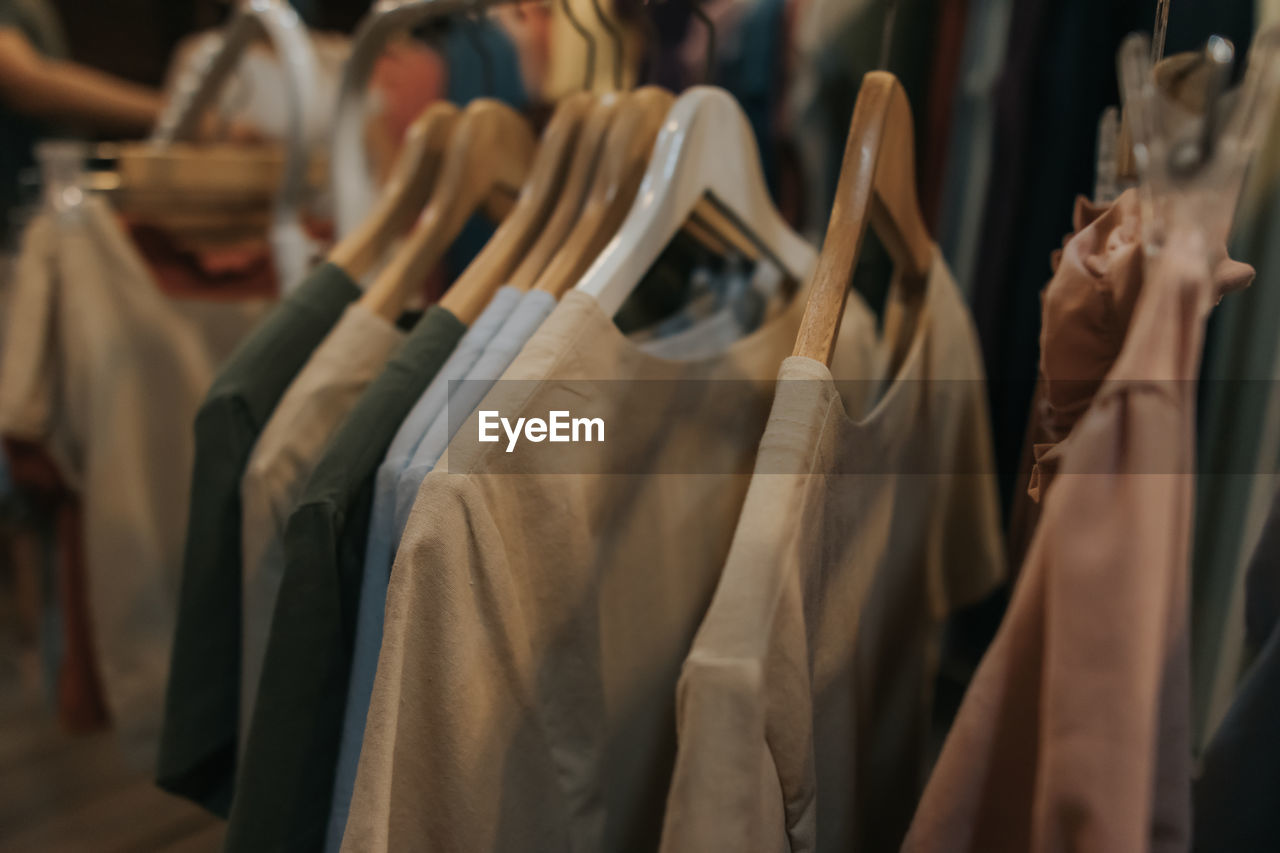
659,257,1005,853
342,280,878,852
968,0,1253,517
903,234,1255,852
1008,191,1253,568
1006,190,1150,572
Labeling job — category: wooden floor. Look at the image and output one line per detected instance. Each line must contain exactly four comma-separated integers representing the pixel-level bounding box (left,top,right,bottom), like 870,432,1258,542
0,648,225,852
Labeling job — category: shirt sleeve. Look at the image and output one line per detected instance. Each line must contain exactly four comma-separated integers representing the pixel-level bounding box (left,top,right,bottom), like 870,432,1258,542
226,499,346,852
157,396,256,816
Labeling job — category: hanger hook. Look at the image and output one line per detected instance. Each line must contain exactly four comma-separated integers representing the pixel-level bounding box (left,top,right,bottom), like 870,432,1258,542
1152,0,1172,63
560,0,597,91
879,0,900,70
638,0,661,86
589,0,624,90
461,2,495,96
688,0,715,85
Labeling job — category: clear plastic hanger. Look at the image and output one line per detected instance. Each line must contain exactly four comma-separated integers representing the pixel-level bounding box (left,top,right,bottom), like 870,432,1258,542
1095,0,1174,203
1118,27,1280,261
36,140,91,219
1094,105,1122,202
153,0,320,288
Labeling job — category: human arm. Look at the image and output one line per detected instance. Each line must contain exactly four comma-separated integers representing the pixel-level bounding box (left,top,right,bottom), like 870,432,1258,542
0,27,162,135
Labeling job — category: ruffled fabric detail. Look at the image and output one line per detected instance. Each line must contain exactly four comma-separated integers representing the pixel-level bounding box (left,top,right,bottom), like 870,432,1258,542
1028,189,1253,502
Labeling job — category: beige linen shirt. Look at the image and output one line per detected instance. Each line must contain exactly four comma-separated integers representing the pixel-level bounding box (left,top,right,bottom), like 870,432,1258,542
341,278,878,852
659,256,1005,853
0,199,269,763
238,302,405,747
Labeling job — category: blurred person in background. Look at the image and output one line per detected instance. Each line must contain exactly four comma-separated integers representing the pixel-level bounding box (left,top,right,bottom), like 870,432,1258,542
0,0,166,245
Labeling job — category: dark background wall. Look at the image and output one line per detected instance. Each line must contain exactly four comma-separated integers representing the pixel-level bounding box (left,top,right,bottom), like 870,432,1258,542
49,0,229,86
44,0,371,86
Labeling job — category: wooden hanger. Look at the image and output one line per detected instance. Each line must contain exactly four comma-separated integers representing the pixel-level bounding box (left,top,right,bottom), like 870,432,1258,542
575,85,816,317
99,142,291,196
360,98,536,322
505,92,622,291
327,102,459,282
792,71,933,365
91,141,326,248
533,86,675,297
436,91,596,324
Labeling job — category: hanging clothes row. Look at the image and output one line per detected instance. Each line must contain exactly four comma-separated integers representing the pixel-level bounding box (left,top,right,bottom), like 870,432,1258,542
134,4,1006,850
159,5,1279,853
2,0,1280,851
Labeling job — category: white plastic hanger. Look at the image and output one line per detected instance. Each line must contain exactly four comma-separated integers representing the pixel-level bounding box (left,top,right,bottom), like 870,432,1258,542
153,0,320,288
575,85,816,318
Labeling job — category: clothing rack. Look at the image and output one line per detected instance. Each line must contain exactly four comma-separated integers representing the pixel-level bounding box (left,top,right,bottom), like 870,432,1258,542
152,0,319,287
332,0,529,237
8,3,1280,849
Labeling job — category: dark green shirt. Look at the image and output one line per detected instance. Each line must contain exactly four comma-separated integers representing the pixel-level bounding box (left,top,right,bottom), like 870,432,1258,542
225,305,467,852
158,263,361,815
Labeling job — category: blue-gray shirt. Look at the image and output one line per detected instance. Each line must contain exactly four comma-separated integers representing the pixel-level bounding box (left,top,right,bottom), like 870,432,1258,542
323,284,521,851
